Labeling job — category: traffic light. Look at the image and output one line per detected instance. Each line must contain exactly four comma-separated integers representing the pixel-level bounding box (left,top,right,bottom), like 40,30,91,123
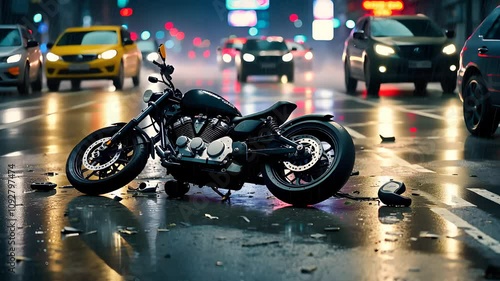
119,8,133,17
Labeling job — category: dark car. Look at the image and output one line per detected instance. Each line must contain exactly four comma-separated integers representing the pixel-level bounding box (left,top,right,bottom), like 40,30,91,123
457,5,500,138
235,37,294,83
343,14,459,96
285,40,313,71
0,24,43,95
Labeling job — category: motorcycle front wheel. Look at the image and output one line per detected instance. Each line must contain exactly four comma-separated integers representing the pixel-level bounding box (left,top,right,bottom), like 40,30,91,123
66,126,149,195
262,121,355,206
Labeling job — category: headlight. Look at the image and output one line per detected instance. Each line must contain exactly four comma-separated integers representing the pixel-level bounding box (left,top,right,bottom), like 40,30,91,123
146,52,159,62
282,53,293,62
374,44,395,56
222,54,232,63
46,52,60,62
304,51,313,60
6,54,22,63
99,50,117,60
442,44,457,55
242,53,255,62
143,89,154,103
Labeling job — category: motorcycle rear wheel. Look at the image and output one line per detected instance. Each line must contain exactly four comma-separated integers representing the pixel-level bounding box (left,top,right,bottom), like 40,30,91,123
262,121,355,206
66,126,149,195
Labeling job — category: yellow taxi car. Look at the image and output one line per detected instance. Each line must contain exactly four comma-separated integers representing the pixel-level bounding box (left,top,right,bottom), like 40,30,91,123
45,25,142,91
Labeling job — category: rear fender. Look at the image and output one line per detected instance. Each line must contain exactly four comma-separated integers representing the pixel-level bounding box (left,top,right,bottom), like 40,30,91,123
280,114,333,130
111,122,154,159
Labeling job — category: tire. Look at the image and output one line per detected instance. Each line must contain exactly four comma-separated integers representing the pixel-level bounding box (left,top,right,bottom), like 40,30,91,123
262,121,355,206
113,62,125,90
164,180,190,198
414,80,428,95
344,58,358,93
364,59,380,96
441,77,457,93
237,70,247,82
286,70,294,83
47,78,60,92
132,61,141,87
66,125,149,195
17,65,30,96
31,63,43,92
71,79,81,91
462,75,500,137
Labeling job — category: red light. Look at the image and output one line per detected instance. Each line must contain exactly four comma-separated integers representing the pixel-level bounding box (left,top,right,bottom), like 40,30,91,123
289,13,299,22
193,37,202,46
169,28,178,37
119,8,133,17
409,127,418,133
130,32,138,41
188,50,196,59
203,50,210,58
176,32,185,41
164,22,174,30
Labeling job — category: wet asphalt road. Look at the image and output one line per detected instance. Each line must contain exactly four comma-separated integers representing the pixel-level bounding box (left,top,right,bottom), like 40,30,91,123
0,59,499,281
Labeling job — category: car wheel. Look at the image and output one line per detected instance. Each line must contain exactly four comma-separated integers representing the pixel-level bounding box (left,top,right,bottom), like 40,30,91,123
47,78,60,92
463,75,500,137
237,69,247,82
414,80,428,95
132,60,141,87
364,59,380,96
31,63,43,92
441,77,457,93
71,79,81,91
286,69,294,83
17,65,30,96
113,62,125,90
344,58,358,93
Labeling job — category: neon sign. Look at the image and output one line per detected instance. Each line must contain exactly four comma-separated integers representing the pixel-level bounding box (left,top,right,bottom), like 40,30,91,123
362,0,404,16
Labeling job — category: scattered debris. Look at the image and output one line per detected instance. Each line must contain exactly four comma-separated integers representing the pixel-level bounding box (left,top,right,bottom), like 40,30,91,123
240,216,250,223
164,254,171,259
301,266,318,274
118,229,138,235
15,256,32,263
84,230,97,235
242,241,279,247
324,227,340,232
470,175,477,178
485,264,500,279
35,231,44,235
350,170,360,176
384,238,398,242
31,182,57,191
113,195,123,202
216,236,227,240
61,226,82,234
216,261,224,266
419,231,439,239
408,267,421,272
180,222,191,227
386,231,403,236
43,172,58,176
168,223,177,227
157,228,170,232
380,134,396,142
60,185,74,189
205,213,219,220
310,233,327,239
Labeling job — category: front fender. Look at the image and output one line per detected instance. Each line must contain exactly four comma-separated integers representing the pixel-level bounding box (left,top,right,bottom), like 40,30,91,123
280,114,333,130
111,122,154,159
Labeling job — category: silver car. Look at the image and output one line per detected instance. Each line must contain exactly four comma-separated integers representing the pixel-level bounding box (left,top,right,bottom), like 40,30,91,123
0,24,43,95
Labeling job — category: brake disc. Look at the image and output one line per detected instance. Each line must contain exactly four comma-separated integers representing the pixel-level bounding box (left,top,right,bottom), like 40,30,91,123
83,137,122,171
283,135,323,172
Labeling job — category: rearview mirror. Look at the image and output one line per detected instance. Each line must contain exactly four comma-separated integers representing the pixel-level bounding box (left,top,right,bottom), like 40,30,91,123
353,31,366,40
158,44,167,61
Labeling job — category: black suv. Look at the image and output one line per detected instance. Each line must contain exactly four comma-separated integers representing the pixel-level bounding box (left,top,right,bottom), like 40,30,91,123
343,14,459,96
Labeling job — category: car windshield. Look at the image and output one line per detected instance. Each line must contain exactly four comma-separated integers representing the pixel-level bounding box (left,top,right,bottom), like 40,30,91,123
56,30,118,46
244,40,288,51
225,42,243,49
137,40,157,52
371,18,444,37
0,28,22,47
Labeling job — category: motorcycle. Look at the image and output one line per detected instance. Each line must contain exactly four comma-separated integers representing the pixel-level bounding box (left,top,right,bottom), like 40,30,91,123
65,44,356,206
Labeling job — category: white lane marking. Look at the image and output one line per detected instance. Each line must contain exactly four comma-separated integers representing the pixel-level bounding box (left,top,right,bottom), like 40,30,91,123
334,92,446,121
377,147,435,173
468,188,500,205
0,101,96,131
431,207,500,254
410,190,476,208
343,126,366,139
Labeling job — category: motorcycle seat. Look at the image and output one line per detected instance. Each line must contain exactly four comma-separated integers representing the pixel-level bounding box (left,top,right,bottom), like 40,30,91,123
232,101,297,124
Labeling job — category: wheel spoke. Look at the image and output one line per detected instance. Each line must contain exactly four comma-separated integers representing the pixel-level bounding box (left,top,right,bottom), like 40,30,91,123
85,170,98,180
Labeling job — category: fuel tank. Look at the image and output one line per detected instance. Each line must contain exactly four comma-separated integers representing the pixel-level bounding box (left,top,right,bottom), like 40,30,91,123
181,89,241,117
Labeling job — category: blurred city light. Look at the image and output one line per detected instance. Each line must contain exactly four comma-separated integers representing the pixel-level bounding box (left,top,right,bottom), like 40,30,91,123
141,31,151,40
362,0,404,16
313,0,334,19
155,31,165,39
294,35,307,43
119,7,133,17
248,27,258,36
333,18,341,28
294,19,303,28
313,0,334,41
226,0,269,10
289,13,299,22
165,39,175,49
164,22,174,30
346,19,355,29
130,31,138,41
176,32,185,40
312,20,334,40
117,0,129,8
228,10,257,27
193,37,202,46
33,13,42,23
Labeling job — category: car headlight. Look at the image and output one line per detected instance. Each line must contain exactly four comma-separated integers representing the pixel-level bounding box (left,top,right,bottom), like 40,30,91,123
304,51,313,60
243,53,255,62
222,54,232,63
146,52,159,62
442,44,457,55
282,53,293,62
374,44,395,56
99,50,118,60
7,54,22,63
46,52,60,62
